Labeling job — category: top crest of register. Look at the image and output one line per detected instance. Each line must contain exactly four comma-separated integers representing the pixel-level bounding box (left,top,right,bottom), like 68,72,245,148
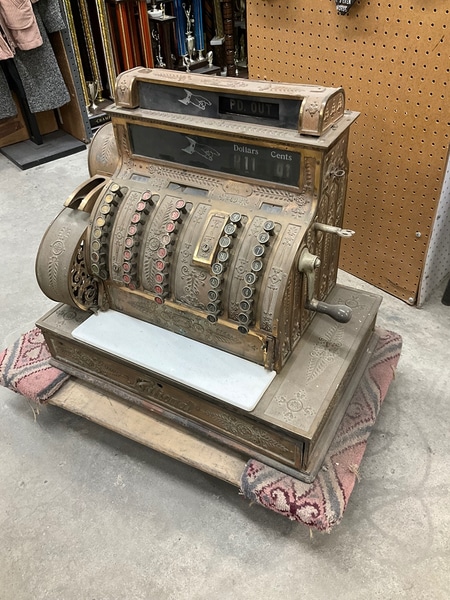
114,67,347,137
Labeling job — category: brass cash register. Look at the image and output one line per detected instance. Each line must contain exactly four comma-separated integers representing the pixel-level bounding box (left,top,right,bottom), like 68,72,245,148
35,68,381,482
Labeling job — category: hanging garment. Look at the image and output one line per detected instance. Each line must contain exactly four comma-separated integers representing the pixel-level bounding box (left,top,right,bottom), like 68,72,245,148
0,0,69,119
0,0,42,59
0,64,16,117
36,0,65,33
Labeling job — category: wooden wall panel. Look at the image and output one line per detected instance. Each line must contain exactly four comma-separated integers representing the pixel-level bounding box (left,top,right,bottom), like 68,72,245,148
246,0,449,303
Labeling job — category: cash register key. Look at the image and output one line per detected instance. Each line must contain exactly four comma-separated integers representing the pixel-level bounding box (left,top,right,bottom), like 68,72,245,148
154,283,168,296
207,302,221,313
238,324,249,334
224,223,237,237
257,231,270,245
157,247,168,259
161,234,174,247
136,200,151,213
91,239,101,252
217,250,229,263
131,212,144,224
125,237,139,249
212,262,225,275
166,222,177,234
154,272,168,284
154,296,164,305
175,199,187,213
128,224,142,237
242,286,254,299
263,220,275,234
238,313,250,324
219,236,232,249
141,191,152,202
170,209,183,223
229,212,242,225
123,249,137,261
110,183,123,197
239,299,253,311
207,289,220,301
103,193,116,205
244,272,257,285
253,244,265,258
155,259,167,272
207,313,218,323
209,276,221,288
251,259,264,272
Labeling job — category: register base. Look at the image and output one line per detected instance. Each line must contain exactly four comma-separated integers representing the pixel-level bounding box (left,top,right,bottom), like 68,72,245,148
37,284,381,482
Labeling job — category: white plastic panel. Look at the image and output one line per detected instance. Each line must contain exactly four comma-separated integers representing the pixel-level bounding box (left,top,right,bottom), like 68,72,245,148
73,310,276,411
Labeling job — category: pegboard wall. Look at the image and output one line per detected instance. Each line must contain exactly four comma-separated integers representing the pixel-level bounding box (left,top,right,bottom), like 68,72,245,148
246,0,449,303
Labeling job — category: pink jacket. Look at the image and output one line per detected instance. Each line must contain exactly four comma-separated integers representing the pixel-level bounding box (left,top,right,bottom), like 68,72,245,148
0,0,42,60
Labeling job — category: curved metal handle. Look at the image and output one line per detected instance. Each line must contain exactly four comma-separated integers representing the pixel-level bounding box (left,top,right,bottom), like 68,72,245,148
313,222,355,238
298,248,352,324
305,298,352,323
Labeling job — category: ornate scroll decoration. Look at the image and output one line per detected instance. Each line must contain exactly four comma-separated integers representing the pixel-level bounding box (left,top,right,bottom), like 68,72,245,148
275,390,315,423
202,410,293,456
306,323,344,383
179,261,208,308
71,241,99,310
47,225,71,295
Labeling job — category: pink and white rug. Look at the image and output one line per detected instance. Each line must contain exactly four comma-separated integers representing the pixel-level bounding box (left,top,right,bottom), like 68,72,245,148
240,329,402,531
1,326,401,532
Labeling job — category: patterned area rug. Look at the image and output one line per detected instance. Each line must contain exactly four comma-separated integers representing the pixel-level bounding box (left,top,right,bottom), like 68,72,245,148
0,328,69,402
0,327,401,532
240,329,402,532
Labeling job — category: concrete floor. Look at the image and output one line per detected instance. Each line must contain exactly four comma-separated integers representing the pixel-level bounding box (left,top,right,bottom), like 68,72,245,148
0,149,449,600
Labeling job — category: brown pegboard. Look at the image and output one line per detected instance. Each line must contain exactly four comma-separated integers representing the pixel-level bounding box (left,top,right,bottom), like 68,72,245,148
246,0,449,303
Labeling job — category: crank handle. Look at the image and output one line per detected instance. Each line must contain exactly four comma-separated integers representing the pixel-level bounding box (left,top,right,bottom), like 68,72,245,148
298,248,353,324
305,298,352,323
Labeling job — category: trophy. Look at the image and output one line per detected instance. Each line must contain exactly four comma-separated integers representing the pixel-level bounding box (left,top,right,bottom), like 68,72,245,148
148,1,163,17
174,0,208,69
183,55,191,73
152,28,166,68
86,80,99,116
183,3,195,63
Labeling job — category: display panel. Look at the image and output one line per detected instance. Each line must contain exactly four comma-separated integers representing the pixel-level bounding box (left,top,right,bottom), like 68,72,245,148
218,96,280,120
137,82,301,129
129,124,301,187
